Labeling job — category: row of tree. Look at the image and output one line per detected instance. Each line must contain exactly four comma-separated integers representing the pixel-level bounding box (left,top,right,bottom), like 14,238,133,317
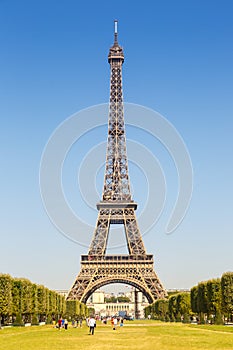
191,272,233,323
144,291,191,323
104,296,131,303
144,272,233,324
65,299,93,320
0,274,90,326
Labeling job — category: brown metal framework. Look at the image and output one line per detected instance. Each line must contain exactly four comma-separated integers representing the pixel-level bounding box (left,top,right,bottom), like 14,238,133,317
67,21,167,304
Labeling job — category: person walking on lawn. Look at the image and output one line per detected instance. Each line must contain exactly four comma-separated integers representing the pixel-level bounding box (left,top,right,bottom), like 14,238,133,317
89,316,96,335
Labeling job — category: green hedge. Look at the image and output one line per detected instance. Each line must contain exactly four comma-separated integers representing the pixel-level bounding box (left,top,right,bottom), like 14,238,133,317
0,274,87,326
145,271,233,324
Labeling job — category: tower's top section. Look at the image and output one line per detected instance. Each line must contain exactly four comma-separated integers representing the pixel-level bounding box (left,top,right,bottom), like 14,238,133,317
101,20,132,204
108,20,124,63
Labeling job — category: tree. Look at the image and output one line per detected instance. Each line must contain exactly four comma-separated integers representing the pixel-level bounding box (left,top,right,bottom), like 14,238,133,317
0,274,12,326
176,292,191,323
20,279,33,323
48,290,57,322
37,285,47,322
87,307,95,317
31,284,38,324
66,300,80,319
12,279,24,325
66,300,88,320
117,296,131,303
190,286,198,314
169,295,177,320
176,293,191,317
197,282,208,323
104,296,117,303
206,279,222,324
53,293,66,320
154,299,169,321
144,305,152,318
65,300,75,319
221,272,233,322
80,303,87,318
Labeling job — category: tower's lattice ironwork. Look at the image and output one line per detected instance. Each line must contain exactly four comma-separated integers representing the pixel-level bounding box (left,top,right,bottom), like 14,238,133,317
67,21,167,305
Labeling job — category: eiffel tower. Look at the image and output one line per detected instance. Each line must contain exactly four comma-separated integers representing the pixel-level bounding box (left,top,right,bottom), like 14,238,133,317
67,21,167,304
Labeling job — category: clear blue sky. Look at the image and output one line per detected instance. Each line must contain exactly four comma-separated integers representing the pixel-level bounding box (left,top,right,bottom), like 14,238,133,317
0,0,232,292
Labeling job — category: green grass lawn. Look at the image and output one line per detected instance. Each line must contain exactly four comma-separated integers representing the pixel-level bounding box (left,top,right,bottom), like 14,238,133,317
0,321,233,350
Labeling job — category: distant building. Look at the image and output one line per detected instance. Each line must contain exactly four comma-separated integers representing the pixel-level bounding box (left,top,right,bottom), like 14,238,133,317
86,289,149,319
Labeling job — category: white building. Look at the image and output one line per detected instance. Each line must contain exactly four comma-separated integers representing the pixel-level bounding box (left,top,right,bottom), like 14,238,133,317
86,289,149,319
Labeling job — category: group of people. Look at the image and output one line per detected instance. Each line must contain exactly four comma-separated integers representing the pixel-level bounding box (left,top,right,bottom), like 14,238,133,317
57,317,68,330
87,315,124,335
71,319,83,328
56,318,85,329
110,317,124,330
56,315,124,334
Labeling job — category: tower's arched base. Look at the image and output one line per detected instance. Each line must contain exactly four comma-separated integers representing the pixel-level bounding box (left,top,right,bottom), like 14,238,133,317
67,255,167,304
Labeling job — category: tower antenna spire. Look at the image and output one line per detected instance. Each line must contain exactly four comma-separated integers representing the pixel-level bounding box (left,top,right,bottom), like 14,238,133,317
114,19,118,44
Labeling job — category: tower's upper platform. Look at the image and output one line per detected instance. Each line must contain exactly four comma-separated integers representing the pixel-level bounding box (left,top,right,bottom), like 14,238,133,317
108,20,124,63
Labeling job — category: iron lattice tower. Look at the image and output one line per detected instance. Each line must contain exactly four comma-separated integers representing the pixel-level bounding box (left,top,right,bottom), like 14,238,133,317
67,21,167,304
